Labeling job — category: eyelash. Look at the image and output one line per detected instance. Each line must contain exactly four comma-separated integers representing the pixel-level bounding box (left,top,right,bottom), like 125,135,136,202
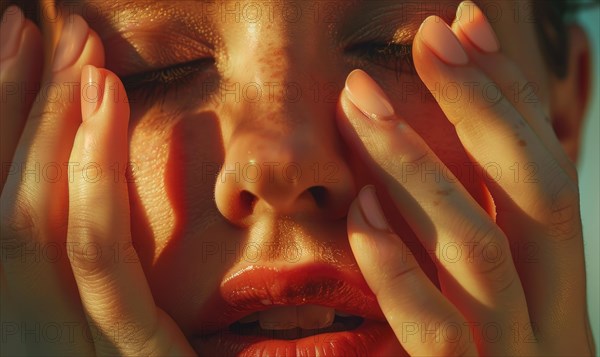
347,42,415,77
121,42,414,105
121,58,215,104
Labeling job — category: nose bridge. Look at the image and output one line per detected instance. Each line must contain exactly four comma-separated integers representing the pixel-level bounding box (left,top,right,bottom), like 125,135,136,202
225,9,323,118
213,15,354,226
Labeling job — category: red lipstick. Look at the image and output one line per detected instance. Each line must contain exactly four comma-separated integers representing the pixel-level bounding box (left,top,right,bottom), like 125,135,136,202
189,264,403,356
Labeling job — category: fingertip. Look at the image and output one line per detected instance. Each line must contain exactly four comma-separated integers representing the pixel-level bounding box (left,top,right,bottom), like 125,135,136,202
0,5,25,62
50,17,105,75
76,66,130,173
344,69,395,121
102,69,130,118
455,0,500,53
81,64,104,121
81,67,129,125
347,186,402,267
80,28,105,70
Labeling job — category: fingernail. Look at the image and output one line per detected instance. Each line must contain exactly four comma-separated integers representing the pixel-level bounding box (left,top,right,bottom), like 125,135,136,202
53,15,89,72
419,16,469,66
344,69,395,121
81,65,104,120
0,6,25,61
357,185,390,232
455,1,500,53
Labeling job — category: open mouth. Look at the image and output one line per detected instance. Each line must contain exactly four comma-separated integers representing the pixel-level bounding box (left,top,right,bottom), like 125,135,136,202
229,306,364,340
189,264,401,357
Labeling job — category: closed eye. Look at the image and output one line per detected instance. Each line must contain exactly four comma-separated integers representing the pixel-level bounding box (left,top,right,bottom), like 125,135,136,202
120,58,215,104
346,42,415,76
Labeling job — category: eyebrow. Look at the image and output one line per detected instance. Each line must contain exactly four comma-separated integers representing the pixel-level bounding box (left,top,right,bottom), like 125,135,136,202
68,0,458,75
72,0,446,41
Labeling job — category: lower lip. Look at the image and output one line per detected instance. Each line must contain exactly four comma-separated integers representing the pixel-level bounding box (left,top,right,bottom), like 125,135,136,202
192,320,402,357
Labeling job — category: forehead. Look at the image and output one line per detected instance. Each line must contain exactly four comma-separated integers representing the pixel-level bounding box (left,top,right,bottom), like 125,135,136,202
67,0,535,38
63,0,546,96
69,0,464,30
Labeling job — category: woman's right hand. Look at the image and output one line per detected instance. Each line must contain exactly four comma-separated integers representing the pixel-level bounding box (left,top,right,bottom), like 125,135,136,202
1,7,194,356
338,4,592,356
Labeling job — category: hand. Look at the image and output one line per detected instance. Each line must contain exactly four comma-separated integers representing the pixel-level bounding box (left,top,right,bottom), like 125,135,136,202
0,7,194,356
337,2,594,356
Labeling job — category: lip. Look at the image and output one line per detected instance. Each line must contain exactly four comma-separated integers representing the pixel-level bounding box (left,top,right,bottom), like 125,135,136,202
189,264,400,356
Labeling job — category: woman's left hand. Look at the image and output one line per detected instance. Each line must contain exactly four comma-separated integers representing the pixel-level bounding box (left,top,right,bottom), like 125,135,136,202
0,10,195,355
337,2,594,356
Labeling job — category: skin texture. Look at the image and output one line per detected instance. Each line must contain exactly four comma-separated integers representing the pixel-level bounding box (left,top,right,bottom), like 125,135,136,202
0,0,594,355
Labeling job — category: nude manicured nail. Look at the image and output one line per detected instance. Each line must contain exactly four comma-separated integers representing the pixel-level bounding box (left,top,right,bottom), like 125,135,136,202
53,15,89,72
81,65,104,120
345,69,395,121
455,1,500,53
420,16,469,65
0,6,25,61
358,186,390,232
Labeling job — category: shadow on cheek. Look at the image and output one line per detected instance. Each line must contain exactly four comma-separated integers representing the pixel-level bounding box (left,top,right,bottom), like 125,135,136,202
143,111,227,309
164,110,225,240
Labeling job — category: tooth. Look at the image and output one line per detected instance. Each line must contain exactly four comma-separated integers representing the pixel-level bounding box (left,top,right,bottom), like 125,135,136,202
297,305,334,329
259,306,298,330
335,310,352,317
238,312,259,324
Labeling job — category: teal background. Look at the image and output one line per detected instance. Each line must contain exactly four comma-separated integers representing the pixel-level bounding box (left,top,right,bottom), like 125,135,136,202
578,6,600,350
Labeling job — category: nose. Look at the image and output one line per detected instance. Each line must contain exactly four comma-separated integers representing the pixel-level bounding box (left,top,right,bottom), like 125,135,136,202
213,13,357,227
214,124,355,226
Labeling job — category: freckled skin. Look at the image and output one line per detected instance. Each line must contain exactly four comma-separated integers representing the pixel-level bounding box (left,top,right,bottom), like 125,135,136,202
71,0,558,342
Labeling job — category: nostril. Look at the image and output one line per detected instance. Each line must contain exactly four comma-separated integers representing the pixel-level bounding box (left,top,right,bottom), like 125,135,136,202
308,186,329,208
240,190,257,213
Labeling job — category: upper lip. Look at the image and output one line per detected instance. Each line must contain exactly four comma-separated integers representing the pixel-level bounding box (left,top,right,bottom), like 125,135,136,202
192,263,386,336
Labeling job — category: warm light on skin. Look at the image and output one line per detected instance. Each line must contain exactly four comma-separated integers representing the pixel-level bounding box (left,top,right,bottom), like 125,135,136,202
49,0,556,333
0,0,581,354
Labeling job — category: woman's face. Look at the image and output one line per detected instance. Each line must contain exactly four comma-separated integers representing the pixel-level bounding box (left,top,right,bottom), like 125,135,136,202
67,0,554,354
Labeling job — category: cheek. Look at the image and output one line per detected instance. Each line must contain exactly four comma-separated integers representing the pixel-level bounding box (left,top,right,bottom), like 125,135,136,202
128,109,225,265
127,109,230,333
127,112,177,269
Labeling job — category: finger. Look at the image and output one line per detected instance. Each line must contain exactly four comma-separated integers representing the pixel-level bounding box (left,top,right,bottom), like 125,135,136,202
0,6,42,189
451,0,577,181
413,15,579,234
0,14,104,355
412,14,585,343
67,65,194,356
3,13,105,211
337,72,531,354
348,186,477,357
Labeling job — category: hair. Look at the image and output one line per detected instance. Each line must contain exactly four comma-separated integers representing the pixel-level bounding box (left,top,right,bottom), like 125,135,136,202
534,0,599,79
1,0,598,79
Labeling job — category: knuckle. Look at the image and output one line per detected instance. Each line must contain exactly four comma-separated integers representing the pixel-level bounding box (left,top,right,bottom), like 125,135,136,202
128,316,163,357
400,151,430,168
463,221,514,288
437,328,472,355
423,311,473,357
67,218,109,271
27,106,67,127
470,92,513,126
381,257,422,293
370,236,422,296
1,193,39,240
547,179,582,242
388,151,432,181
